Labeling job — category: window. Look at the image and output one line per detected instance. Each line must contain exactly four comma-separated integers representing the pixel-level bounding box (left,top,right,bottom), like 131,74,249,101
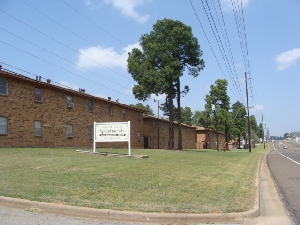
34,121,42,136
67,95,74,108
0,117,8,135
122,109,126,119
162,137,165,145
34,88,42,102
136,112,140,120
152,120,156,127
88,100,93,112
67,124,73,138
0,78,8,95
136,132,141,142
108,105,112,115
88,126,93,139
162,122,164,129
153,136,156,145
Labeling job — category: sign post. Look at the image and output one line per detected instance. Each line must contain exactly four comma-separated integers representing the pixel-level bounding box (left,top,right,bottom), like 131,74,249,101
93,121,131,155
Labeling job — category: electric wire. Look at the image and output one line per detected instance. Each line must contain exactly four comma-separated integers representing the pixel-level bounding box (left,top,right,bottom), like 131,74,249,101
0,9,131,81
203,0,244,104
188,0,240,104
0,41,132,99
0,28,128,90
19,0,126,67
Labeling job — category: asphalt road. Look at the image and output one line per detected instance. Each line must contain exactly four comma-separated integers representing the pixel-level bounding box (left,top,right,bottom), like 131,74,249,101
267,141,300,225
0,205,150,225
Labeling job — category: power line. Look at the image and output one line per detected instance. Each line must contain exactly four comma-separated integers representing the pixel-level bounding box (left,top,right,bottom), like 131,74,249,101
0,42,132,99
188,0,240,103
0,28,129,90
59,0,127,47
0,9,131,82
203,0,245,104
19,0,126,67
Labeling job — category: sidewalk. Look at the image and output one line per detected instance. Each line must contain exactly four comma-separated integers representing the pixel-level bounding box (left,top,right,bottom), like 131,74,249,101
0,150,293,225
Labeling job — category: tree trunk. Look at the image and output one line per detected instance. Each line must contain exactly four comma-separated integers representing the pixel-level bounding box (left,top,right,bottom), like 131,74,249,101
177,78,182,150
168,87,174,150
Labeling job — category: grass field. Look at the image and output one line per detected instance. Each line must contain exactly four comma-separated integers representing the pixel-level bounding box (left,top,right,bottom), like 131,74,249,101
0,145,267,213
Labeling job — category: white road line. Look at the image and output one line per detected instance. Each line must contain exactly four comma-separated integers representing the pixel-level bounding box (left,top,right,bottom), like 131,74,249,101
273,144,300,165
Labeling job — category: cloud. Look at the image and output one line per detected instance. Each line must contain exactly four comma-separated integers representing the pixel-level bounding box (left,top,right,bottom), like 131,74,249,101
104,0,150,23
76,42,141,70
220,0,250,11
275,48,300,70
85,0,91,6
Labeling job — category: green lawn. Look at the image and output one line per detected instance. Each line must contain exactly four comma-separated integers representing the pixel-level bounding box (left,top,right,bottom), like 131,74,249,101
0,145,267,213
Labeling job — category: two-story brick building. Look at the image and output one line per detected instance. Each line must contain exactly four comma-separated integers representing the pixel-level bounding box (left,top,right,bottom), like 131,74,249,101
0,68,225,150
143,114,197,149
0,69,145,148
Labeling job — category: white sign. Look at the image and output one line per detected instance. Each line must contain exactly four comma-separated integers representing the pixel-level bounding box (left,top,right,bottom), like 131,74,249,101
95,122,129,142
93,121,131,155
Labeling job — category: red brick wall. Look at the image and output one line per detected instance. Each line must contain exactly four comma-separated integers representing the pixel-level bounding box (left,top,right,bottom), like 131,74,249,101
143,116,196,149
0,71,144,149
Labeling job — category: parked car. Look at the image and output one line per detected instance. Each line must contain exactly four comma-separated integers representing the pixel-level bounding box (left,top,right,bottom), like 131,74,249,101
283,146,287,149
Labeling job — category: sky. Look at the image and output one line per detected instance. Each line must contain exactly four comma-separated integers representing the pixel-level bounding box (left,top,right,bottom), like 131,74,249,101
0,0,299,137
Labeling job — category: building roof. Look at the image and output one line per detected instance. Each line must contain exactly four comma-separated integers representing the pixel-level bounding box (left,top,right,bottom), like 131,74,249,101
0,68,145,113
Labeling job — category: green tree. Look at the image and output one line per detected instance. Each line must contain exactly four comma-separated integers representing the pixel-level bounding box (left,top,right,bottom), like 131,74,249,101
127,19,205,150
202,79,231,150
231,101,247,148
180,106,193,126
249,115,259,144
130,103,154,115
193,110,208,127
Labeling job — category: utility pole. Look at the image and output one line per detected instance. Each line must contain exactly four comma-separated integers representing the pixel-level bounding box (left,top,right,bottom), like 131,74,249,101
262,114,265,149
154,99,160,149
245,72,251,152
157,100,159,149
212,103,219,151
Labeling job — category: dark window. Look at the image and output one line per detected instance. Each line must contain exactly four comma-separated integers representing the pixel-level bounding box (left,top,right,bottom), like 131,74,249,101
0,117,8,134
34,121,42,136
88,100,93,112
108,105,112,115
34,88,42,102
136,112,140,120
88,126,93,139
67,124,73,138
122,109,126,119
137,132,141,142
0,78,8,95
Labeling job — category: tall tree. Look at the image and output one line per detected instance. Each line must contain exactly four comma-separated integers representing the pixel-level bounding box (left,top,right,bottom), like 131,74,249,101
231,101,247,148
127,19,205,150
202,79,231,150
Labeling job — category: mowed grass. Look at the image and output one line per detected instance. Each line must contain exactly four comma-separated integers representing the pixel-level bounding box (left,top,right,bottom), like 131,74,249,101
0,145,267,213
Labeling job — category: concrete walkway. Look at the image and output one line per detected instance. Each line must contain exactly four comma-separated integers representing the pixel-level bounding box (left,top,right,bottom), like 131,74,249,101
0,150,293,225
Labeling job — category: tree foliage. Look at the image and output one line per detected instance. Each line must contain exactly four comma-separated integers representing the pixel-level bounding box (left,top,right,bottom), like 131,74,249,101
130,103,154,115
231,101,247,147
127,19,204,150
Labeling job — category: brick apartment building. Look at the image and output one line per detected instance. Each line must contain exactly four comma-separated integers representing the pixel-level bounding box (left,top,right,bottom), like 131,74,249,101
196,127,226,150
0,69,225,150
0,69,145,148
143,114,197,149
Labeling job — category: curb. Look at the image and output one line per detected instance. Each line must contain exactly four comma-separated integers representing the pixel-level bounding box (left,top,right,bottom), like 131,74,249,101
0,196,245,224
0,150,267,224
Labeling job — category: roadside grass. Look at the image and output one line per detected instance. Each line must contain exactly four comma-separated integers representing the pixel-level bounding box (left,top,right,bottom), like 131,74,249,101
0,145,267,213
